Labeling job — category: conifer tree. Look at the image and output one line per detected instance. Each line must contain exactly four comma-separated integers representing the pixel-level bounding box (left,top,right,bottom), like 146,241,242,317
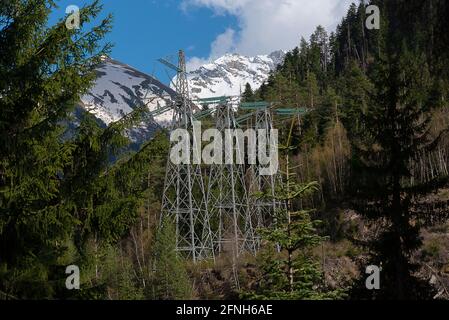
0,0,112,299
242,82,254,102
336,61,373,138
244,119,343,300
350,1,449,298
150,217,192,300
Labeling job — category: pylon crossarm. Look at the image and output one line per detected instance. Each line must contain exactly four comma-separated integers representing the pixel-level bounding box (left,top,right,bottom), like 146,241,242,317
157,58,182,72
195,96,229,105
240,101,270,110
275,107,309,115
235,112,255,124
193,108,214,120
148,104,173,117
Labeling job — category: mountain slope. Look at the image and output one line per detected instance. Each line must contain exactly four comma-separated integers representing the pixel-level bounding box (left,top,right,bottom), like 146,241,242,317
77,51,285,145
80,57,176,127
183,50,285,99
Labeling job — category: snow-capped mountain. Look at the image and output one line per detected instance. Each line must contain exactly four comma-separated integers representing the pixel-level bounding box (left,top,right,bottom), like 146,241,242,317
182,50,285,99
77,51,285,146
79,57,176,143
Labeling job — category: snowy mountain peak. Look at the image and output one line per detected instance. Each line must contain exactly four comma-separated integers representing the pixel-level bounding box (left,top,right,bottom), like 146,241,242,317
178,50,286,99
81,57,176,127
77,50,286,146
78,58,177,145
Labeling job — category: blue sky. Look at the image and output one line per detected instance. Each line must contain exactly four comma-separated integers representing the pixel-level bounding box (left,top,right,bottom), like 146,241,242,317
50,0,354,83
50,0,237,82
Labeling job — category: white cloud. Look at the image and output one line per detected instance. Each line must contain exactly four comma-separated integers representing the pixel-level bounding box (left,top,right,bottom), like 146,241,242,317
209,28,236,58
187,28,237,71
181,0,251,15
186,56,209,71
183,0,354,68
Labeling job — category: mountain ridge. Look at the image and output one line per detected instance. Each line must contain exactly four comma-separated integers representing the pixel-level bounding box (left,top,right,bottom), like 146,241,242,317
179,50,286,99
76,51,286,145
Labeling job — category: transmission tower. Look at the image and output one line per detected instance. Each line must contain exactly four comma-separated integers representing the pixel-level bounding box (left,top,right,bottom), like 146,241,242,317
241,102,285,229
205,99,258,257
160,50,214,262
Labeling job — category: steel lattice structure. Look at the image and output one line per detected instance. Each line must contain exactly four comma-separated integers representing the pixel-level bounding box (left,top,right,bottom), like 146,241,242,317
160,50,214,262
206,102,258,257
247,106,285,229
158,50,300,262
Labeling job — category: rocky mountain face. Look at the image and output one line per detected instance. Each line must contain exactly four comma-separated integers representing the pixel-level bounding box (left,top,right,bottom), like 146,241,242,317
181,50,286,99
78,57,176,143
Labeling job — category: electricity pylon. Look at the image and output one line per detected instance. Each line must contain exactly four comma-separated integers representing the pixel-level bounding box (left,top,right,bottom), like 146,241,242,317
241,103,285,229
205,100,258,257
160,50,214,262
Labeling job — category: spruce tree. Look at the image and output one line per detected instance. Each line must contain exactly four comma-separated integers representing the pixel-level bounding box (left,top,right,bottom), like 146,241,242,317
242,82,254,102
350,2,449,298
243,119,343,300
336,61,373,138
150,217,192,300
0,0,112,299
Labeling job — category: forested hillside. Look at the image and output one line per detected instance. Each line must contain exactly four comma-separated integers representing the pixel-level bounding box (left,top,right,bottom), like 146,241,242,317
1,0,449,300
247,0,449,299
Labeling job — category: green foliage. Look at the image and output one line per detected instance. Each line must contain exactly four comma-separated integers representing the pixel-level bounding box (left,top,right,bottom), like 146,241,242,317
335,62,373,138
349,49,444,299
348,1,449,300
241,83,255,102
149,217,192,300
0,0,115,299
90,243,144,300
0,0,164,300
244,181,344,300
252,0,449,300
243,119,344,300
249,214,330,300
2,0,449,301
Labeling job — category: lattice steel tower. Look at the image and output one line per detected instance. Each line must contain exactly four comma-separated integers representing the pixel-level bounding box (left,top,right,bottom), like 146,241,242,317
206,100,258,256
160,50,214,262
245,104,285,229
